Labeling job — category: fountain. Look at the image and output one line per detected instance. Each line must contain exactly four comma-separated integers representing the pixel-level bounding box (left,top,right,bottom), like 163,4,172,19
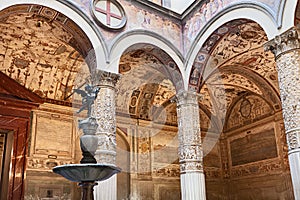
53,84,121,200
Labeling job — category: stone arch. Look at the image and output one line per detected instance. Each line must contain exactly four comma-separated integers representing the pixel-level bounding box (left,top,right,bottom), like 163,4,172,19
184,1,298,83
116,42,183,125
1,0,108,70
0,2,109,103
187,14,293,199
116,128,130,200
109,30,184,82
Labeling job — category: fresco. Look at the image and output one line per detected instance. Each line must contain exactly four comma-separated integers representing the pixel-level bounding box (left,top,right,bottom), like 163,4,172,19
183,0,281,53
72,0,183,50
70,0,282,55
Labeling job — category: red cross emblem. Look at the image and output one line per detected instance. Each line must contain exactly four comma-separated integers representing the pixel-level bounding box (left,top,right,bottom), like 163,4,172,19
95,0,122,26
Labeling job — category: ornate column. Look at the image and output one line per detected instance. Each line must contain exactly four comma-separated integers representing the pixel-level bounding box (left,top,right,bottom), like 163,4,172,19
91,70,120,200
176,91,206,200
265,27,300,199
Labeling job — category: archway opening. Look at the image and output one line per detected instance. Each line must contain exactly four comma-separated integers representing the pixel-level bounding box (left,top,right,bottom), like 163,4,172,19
189,19,293,199
115,43,183,199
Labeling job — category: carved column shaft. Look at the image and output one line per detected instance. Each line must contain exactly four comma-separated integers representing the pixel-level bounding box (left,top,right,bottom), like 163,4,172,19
91,70,120,200
176,91,206,200
91,70,120,165
265,27,300,199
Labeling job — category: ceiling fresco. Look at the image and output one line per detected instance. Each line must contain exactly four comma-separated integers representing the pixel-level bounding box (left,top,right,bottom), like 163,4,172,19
117,45,178,124
0,5,281,133
189,20,281,131
0,5,92,104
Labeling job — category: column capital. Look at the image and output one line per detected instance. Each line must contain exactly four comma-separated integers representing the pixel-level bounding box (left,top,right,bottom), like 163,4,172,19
176,90,202,107
91,70,121,88
264,27,300,58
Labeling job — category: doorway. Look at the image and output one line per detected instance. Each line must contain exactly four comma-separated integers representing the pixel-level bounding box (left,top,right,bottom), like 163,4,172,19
0,130,13,200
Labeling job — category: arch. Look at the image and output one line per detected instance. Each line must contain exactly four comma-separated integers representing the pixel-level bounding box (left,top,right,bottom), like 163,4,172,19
116,128,130,199
0,0,108,71
184,2,297,87
108,30,184,78
116,127,130,151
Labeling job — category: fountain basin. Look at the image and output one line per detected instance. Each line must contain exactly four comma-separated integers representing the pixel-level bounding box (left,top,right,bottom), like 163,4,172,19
53,164,121,182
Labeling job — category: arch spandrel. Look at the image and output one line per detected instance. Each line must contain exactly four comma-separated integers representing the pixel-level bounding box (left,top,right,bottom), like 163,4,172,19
108,31,184,78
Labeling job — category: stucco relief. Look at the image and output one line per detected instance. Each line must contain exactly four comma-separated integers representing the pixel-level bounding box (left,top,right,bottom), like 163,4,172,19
176,91,203,173
287,129,300,151
92,71,120,165
137,128,152,177
265,27,300,151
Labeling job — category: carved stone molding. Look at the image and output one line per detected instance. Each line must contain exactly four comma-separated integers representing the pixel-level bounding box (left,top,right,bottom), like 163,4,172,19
264,27,300,58
179,145,203,161
176,91,203,173
180,162,203,173
286,129,300,151
91,69,121,88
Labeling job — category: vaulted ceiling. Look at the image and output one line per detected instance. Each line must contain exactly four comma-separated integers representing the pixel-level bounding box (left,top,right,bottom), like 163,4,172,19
0,5,91,104
0,4,281,133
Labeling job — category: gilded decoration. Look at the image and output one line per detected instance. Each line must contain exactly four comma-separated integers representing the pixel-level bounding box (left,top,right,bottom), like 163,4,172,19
265,27,300,151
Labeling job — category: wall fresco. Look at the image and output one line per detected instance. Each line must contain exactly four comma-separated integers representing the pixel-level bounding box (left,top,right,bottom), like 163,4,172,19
72,0,183,50
183,0,281,53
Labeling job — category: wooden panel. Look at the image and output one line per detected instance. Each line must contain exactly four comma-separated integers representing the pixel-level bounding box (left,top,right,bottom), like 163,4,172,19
230,129,278,166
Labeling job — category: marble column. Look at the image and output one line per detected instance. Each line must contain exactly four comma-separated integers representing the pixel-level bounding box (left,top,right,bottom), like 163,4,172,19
91,70,120,200
265,27,300,200
176,91,206,200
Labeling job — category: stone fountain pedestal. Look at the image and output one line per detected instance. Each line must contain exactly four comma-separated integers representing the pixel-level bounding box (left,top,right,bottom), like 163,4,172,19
53,113,120,199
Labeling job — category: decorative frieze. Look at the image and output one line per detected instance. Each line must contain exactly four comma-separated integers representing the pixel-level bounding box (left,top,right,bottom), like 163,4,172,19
27,158,72,170
230,159,281,178
153,165,180,178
